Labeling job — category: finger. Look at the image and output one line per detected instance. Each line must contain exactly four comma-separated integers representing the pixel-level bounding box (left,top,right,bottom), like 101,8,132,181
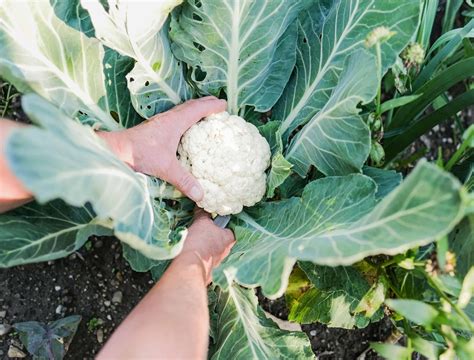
167,161,204,202
167,97,227,135
222,229,235,246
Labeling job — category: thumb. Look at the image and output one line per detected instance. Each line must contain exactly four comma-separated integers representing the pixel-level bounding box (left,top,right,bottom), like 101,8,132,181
168,161,204,202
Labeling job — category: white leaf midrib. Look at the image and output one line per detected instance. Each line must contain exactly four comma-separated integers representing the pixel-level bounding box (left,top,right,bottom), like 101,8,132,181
279,0,368,135
0,5,120,130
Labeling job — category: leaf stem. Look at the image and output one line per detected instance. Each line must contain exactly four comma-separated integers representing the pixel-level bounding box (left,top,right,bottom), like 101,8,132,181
445,129,474,171
1,83,12,118
424,273,474,332
375,43,383,116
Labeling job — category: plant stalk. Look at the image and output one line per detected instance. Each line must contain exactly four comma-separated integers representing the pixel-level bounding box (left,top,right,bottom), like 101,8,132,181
445,129,474,171
424,273,474,332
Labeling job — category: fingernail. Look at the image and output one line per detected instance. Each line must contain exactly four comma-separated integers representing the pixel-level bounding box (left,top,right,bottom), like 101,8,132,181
190,185,203,201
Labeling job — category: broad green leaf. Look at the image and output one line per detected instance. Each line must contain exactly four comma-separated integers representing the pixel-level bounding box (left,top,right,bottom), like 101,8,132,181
14,315,81,360
266,153,293,198
275,0,419,175
51,0,144,128
411,336,441,360
284,49,375,176
371,343,412,360
276,0,420,138
150,261,171,282
450,216,474,277
362,166,402,200
122,244,161,272
354,280,386,318
278,173,307,199
258,121,281,155
6,95,184,260
51,0,97,37
385,299,439,327
122,242,170,274
102,48,143,128
170,0,310,114
287,262,382,328
285,266,311,310
209,283,313,360
215,161,464,298
123,243,170,281
82,0,191,117
0,201,110,267
0,0,119,130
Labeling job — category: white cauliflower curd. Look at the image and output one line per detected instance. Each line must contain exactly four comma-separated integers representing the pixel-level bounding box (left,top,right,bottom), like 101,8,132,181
178,111,271,215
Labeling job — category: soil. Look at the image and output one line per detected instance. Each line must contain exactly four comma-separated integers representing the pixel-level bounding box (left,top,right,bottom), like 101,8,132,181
257,293,393,360
0,236,395,360
0,237,153,359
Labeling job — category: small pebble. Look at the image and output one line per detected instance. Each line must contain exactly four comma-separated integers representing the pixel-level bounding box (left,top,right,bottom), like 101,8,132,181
94,240,104,248
55,305,64,315
112,291,123,304
0,324,11,336
7,346,26,358
107,315,112,321
54,286,61,292
104,300,111,307
96,329,104,344
310,330,317,337
0,310,6,318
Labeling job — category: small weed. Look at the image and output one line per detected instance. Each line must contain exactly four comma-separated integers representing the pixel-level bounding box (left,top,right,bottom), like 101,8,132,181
84,241,92,251
87,317,103,332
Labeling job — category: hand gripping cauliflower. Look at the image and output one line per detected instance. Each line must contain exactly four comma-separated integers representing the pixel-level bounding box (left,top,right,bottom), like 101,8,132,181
178,111,271,215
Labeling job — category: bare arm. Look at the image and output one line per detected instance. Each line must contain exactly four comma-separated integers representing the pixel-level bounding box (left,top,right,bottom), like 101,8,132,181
98,211,235,360
0,120,30,213
0,97,226,214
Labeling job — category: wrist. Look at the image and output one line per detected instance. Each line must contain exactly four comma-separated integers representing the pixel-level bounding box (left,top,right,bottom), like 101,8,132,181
97,130,135,167
173,251,209,284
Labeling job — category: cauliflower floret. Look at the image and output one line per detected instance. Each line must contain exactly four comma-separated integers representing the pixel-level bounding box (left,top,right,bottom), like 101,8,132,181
178,111,271,215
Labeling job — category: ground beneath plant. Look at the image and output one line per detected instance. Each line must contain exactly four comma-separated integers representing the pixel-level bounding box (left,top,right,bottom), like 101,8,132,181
1,235,396,360
0,237,154,359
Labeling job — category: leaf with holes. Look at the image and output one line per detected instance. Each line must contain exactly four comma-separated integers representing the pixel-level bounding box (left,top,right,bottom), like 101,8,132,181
82,0,191,117
0,0,119,130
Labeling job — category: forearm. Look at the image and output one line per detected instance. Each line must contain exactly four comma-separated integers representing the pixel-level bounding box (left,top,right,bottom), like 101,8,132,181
0,121,130,214
0,120,31,213
98,252,209,360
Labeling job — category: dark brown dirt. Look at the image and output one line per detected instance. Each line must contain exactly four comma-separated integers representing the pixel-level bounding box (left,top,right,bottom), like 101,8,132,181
257,292,393,360
0,237,153,359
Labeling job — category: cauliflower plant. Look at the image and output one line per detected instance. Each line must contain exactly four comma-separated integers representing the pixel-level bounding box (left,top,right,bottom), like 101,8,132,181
178,111,271,215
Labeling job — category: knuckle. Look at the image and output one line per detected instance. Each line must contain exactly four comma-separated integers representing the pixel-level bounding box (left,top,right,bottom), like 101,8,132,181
224,229,235,242
178,173,194,190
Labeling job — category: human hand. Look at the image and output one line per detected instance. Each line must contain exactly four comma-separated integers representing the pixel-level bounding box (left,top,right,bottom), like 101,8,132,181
98,97,227,202
175,209,235,284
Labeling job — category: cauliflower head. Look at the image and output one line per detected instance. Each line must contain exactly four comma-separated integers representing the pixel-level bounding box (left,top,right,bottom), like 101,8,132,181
178,111,271,215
